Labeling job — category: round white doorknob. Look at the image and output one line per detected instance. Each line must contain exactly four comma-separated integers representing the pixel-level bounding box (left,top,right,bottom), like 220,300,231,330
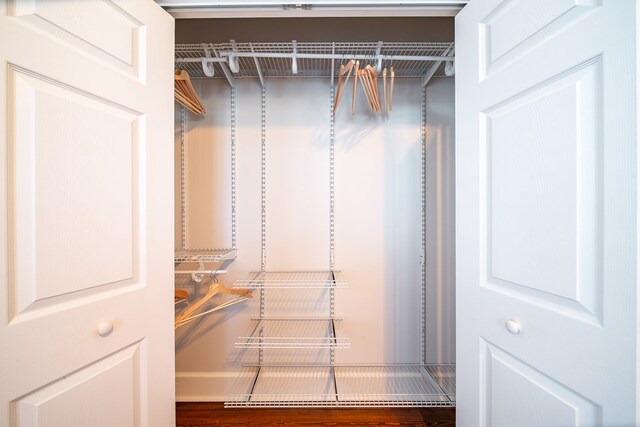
505,319,520,335
97,322,114,337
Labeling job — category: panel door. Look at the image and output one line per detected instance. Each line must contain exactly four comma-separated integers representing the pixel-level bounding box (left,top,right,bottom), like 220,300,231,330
0,1,175,426
456,0,637,426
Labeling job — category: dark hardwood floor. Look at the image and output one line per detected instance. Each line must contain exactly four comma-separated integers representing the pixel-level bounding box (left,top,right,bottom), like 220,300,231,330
176,402,455,426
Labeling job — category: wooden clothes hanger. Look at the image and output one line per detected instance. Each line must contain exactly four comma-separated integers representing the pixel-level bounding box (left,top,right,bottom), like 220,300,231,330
383,68,388,113
175,69,206,116
175,281,252,328
358,65,381,112
333,60,355,114
352,60,360,115
175,289,189,305
366,65,381,112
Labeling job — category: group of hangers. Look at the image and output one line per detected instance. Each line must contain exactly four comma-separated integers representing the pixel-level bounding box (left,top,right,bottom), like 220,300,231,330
175,69,206,116
334,59,395,114
175,272,252,329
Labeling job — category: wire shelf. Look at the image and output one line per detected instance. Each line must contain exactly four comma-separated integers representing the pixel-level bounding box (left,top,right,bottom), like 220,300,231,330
175,248,237,263
234,270,347,289
236,319,349,349
226,364,455,407
426,364,456,401
175,42,454,79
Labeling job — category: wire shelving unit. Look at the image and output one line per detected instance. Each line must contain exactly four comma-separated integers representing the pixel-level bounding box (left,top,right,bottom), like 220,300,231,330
173,40,456,408
226,364,455,408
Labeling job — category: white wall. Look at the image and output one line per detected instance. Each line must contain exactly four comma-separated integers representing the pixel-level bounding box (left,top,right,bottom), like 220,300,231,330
425,78,456,364
174,77,455,400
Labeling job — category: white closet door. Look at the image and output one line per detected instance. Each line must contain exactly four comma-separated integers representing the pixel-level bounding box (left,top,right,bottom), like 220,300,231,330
456,0,637,426
0,1,175,426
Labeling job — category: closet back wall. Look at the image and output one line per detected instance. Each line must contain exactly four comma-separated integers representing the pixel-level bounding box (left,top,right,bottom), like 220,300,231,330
174,77,454,401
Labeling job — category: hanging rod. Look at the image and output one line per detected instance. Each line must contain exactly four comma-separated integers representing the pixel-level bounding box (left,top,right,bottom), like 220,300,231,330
176,53,453,63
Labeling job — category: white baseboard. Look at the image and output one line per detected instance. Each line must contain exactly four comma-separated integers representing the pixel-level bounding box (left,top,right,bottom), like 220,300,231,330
175,371,241,402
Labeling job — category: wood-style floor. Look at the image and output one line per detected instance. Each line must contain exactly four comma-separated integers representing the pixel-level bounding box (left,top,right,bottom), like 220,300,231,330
176,402,455,426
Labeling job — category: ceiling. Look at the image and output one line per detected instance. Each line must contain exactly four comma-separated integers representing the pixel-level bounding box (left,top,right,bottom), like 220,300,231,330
158,1,466,19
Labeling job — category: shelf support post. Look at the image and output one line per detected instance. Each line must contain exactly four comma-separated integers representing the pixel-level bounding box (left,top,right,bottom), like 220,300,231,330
250,43,265,88
375,40,383,74
291,40,298,74
421,42,454,87
180,106,187,249
231,86,237,249
201,43,215,77
420,86,427,365
330,42,335,88
212,44,236,88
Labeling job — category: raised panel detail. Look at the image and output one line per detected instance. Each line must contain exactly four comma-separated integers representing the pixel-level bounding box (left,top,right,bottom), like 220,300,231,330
8,0,143,78
12,342,142,427
481,341,600,427
8,67,142,318
481,59,602,324
480,0,600,78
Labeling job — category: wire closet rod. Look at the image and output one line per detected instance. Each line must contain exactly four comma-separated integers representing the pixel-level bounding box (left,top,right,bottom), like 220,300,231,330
176,52,453,63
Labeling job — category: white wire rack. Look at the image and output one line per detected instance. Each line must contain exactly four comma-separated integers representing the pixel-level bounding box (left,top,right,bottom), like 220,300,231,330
426,364,456,401
234,270,346,289
226,364,455,407
175,42,454,79
174,248,237,264
236,319,349,349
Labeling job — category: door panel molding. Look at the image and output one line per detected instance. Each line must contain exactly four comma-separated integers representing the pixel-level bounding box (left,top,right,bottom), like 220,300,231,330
480,56,603,326
479,0,601,79
7,0,145,80
7,65,144,319
11,340,145,427
480,339,601,427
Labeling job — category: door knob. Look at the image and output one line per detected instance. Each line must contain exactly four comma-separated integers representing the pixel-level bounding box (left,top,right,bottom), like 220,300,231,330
505,319,520,335
97,322,114,337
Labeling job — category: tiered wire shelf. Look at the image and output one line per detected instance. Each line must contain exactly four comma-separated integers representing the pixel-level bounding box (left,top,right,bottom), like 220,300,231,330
234,270,347,289
236,319,349,349
226,364,455,408
234,271,347,350
175,248,237,264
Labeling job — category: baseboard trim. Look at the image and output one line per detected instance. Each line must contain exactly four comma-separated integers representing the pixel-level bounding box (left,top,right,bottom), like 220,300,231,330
175,371,240,402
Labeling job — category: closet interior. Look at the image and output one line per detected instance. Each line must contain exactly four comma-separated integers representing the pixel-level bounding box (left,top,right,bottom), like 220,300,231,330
173,18,456,408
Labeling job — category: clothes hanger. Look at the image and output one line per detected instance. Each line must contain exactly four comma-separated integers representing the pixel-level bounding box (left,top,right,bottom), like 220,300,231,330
366,64,381,112
334,61,346,112
174,70,206,115
175,70,201,104
175,81,204,115
360,64,381,112
178,284,252,327
333,59,355,113
357,61,375,112
358,68,374,111
175,281,252,328
175,296,249,328
174,88,202,114
383,67,388,113
352,60,359,115
175,289,189,305
360,67,372,111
